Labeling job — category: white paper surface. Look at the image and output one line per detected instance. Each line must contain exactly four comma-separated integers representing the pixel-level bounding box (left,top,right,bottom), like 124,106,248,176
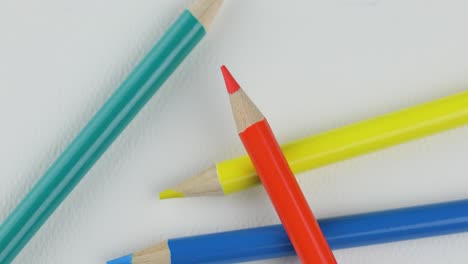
1,0,468,263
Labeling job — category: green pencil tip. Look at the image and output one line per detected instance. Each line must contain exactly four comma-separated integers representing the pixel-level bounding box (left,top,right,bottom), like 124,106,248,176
159,189,185,200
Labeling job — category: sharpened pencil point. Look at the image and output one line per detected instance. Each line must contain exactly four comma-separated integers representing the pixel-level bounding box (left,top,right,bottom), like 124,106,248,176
107,254,132,264
160,189,185,200
189,0,223,30
221,65,240,94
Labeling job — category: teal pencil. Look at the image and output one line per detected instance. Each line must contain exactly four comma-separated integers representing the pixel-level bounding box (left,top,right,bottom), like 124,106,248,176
0,1,223,263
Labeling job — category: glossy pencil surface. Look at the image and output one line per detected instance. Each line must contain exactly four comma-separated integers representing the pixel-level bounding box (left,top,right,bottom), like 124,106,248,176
0,1,223,262
109,199,468,264
222,66,336,263
160,90,468,198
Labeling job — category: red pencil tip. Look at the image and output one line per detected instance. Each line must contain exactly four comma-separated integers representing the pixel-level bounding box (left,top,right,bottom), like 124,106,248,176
221,65,240,94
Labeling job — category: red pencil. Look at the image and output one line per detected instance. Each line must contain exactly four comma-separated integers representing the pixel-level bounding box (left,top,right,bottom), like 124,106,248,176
220,65,336,264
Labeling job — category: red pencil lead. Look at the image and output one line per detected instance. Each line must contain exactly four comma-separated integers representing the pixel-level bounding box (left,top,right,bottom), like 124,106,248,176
220,65,241,94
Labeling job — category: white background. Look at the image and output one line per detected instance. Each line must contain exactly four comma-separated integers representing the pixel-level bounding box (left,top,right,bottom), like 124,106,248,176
1,0,468,263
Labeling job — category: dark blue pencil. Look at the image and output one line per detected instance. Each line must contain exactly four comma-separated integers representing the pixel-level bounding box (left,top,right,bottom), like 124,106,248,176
109,199,468,264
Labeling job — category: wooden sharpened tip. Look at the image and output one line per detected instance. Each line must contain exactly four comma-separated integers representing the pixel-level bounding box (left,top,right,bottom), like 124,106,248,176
189,0,224,30
133,241,171,264
159,166,224,199
107,241,170,264
221,66,265,133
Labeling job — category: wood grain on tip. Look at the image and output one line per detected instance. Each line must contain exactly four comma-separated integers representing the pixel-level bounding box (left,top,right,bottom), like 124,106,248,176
165,166,223,197
229,89,265,133
134,241,171,264
189,0,223,30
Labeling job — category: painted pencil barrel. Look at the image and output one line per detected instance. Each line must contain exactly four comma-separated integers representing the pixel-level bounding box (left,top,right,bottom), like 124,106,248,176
0,11,205,263
167,199,468,263
218,91,468,194
239,120,335,263
221,65,335,263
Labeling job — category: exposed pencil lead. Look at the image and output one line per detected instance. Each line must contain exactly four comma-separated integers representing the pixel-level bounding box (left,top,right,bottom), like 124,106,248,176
159,189,185,200
221,65,241,94
107,254,132,264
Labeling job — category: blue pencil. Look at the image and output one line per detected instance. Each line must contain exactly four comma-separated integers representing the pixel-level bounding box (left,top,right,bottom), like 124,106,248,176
109,199,468,264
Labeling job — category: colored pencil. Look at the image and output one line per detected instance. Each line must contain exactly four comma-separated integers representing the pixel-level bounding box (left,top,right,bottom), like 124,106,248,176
160,90,468,199
220,66,336,263
108,199,468,264
0,1,223,263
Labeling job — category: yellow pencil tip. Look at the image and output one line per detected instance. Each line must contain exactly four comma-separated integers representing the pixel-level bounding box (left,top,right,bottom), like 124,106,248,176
159,189,185,200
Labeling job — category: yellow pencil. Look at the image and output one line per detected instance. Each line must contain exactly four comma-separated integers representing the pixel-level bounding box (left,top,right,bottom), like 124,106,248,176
160,90,468,199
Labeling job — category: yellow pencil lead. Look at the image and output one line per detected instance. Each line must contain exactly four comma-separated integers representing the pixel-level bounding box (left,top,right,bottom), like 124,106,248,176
159,189,186,200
